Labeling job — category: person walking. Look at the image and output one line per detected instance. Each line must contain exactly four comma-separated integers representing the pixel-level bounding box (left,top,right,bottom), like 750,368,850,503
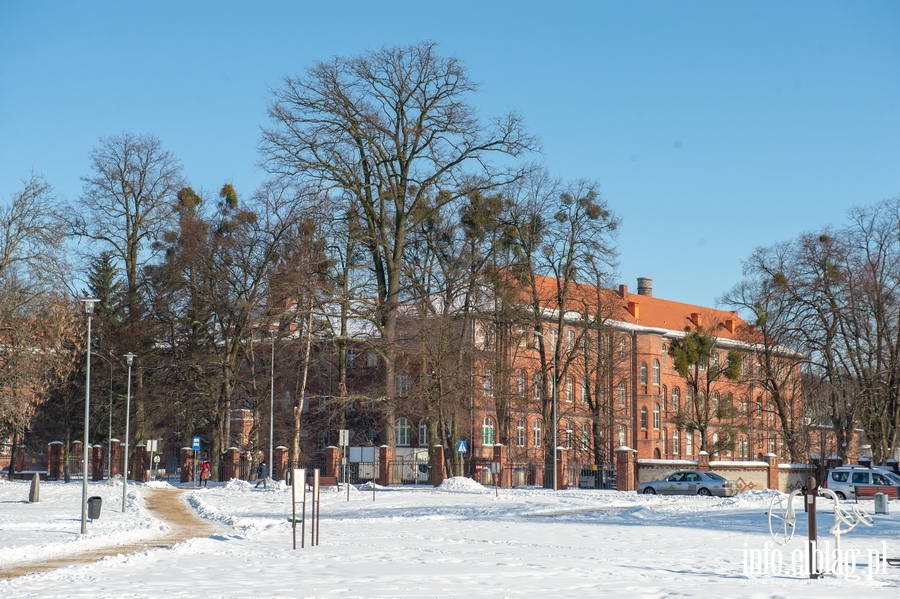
199,460,211,487
255,460,268,489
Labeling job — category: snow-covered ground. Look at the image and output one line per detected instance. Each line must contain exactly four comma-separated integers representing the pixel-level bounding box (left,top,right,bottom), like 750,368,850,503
2,476,900,598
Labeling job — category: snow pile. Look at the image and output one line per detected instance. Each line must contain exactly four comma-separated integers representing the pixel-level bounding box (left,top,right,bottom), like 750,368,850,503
144,480,173,489
435,476,490,494
224,478,254,491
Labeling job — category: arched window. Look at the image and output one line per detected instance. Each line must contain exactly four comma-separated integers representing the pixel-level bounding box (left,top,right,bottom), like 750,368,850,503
685,430,693,456
672,429,680,455
581,423,590,450
639,362,648,384
661,343,667,365
685,388,693,405
418,421,428,446
652,359,660,386
711,392,719,413
516,370,526,397
482,417,495,445
672,388,680,412
580,378,588,404
661,385,668,411
566,330,575,351
713,432,720,453
565,376,574,402
640,406,648,429
396,418,411,446
533,373,542,399
533,420,542,447
565,421,573,449
653,403,660,430
618,425,626,447
516,419,526,447
618,380,627,406
724,393,734,418
618,337,626,359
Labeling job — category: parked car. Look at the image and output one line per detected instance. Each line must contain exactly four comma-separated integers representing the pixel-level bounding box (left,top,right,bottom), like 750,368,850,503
638,470,738,497
822,466,900,500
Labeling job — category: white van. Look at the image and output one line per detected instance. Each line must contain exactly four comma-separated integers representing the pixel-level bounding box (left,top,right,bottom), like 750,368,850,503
822,466,900,500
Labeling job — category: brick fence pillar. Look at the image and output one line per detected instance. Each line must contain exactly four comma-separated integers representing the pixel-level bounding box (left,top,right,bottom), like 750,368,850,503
180,447,195,483
109,439,122,477
764,453,779,491
433,445,446,487
493,444,511,488
91,445,104,481
858,456,872,468
134,444,147,482
696,451,710,472
556,447,568,490
15,445,26,473
224,447,240,480
324,446,340,479
378,445,394,486
616,447,636,491
71,441,83,475
274,446,289,481
47,441,63,480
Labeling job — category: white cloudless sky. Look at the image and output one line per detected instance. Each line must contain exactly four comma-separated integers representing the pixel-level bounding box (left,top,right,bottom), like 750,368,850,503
1,1,897,308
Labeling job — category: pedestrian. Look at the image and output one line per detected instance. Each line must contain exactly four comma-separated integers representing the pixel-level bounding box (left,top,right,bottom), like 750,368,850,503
199,460,211,487
255,460,268,489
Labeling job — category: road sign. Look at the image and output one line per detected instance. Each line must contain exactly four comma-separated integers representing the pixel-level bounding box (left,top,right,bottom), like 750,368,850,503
338,429,350,447
456,440,467,454
192,436,201,451
153,455,160,464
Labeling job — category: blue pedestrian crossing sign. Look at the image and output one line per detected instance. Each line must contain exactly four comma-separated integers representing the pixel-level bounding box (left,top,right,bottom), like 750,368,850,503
192,437,201,451
456,440,467,454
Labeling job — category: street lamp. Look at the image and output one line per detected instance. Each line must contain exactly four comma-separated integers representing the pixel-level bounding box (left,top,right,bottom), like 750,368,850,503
122,353,136,512
80,298,99,535
269,324,278,482
533,330,559,491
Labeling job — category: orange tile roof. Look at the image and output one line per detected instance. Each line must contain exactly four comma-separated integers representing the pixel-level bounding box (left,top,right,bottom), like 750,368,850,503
529,274,752,340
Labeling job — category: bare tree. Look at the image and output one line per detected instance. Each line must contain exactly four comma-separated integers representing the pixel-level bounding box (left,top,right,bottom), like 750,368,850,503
260,42,536,445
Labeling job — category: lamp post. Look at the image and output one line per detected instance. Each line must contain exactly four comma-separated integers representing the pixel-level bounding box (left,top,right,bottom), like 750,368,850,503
269,324,277,481
80,298,99,535
533,330,559,491
122,353,135,512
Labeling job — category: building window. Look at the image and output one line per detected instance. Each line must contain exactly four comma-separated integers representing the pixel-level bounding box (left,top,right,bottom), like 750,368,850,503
685,430,693,456
661,385,668,410
533,420,542,447
565,421,573,449
653,403,660,430
618,425,626,447
517,326,527,347
533,373,542,399
517,370,526,397
640,406,648,430
482,417,495,446
739,436,748,458
367,350,378,368
672,429,680,455
713,432,719,453
652,359,660,386
672,388,680,412
661,343,667,365
711,392,719,413
482,369,493,396
581,423,590,450
580,378,588,404
396,372,410,397
685,388,692,406
346,349,356,368
567,330,575,351
517,419,526,447
565,376,574,403
396,418,411,446
639,362,648,385
618,381,626,406
418,422,428,446
618,337,626,359
756,396,763,419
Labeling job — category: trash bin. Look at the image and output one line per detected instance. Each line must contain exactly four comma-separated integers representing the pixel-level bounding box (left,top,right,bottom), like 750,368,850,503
87,496,102,521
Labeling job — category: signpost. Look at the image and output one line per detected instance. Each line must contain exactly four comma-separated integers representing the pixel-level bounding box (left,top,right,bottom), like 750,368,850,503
338,429,350,501
192,437,200,487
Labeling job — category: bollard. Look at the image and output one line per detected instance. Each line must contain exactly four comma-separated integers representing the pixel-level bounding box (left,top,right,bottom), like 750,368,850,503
29,472,40,502
874,492,889,515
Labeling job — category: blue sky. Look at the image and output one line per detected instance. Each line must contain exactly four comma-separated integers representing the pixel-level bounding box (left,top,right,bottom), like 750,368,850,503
1,1,897,309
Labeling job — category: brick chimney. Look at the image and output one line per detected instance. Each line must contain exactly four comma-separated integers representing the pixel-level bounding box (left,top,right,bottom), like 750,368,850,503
690,313,702,327
637,277,653,297
618,284,628,298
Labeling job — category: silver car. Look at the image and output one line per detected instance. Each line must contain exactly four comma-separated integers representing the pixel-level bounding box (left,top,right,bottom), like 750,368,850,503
823,466,900,500
638,470,739,497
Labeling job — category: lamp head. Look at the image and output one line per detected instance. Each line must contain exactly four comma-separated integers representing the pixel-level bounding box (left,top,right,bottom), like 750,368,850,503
80,298,99,315
124,352,136,366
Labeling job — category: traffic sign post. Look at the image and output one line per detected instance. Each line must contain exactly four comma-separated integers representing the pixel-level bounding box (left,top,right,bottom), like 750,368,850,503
338,429,350,500
192,437,201,487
